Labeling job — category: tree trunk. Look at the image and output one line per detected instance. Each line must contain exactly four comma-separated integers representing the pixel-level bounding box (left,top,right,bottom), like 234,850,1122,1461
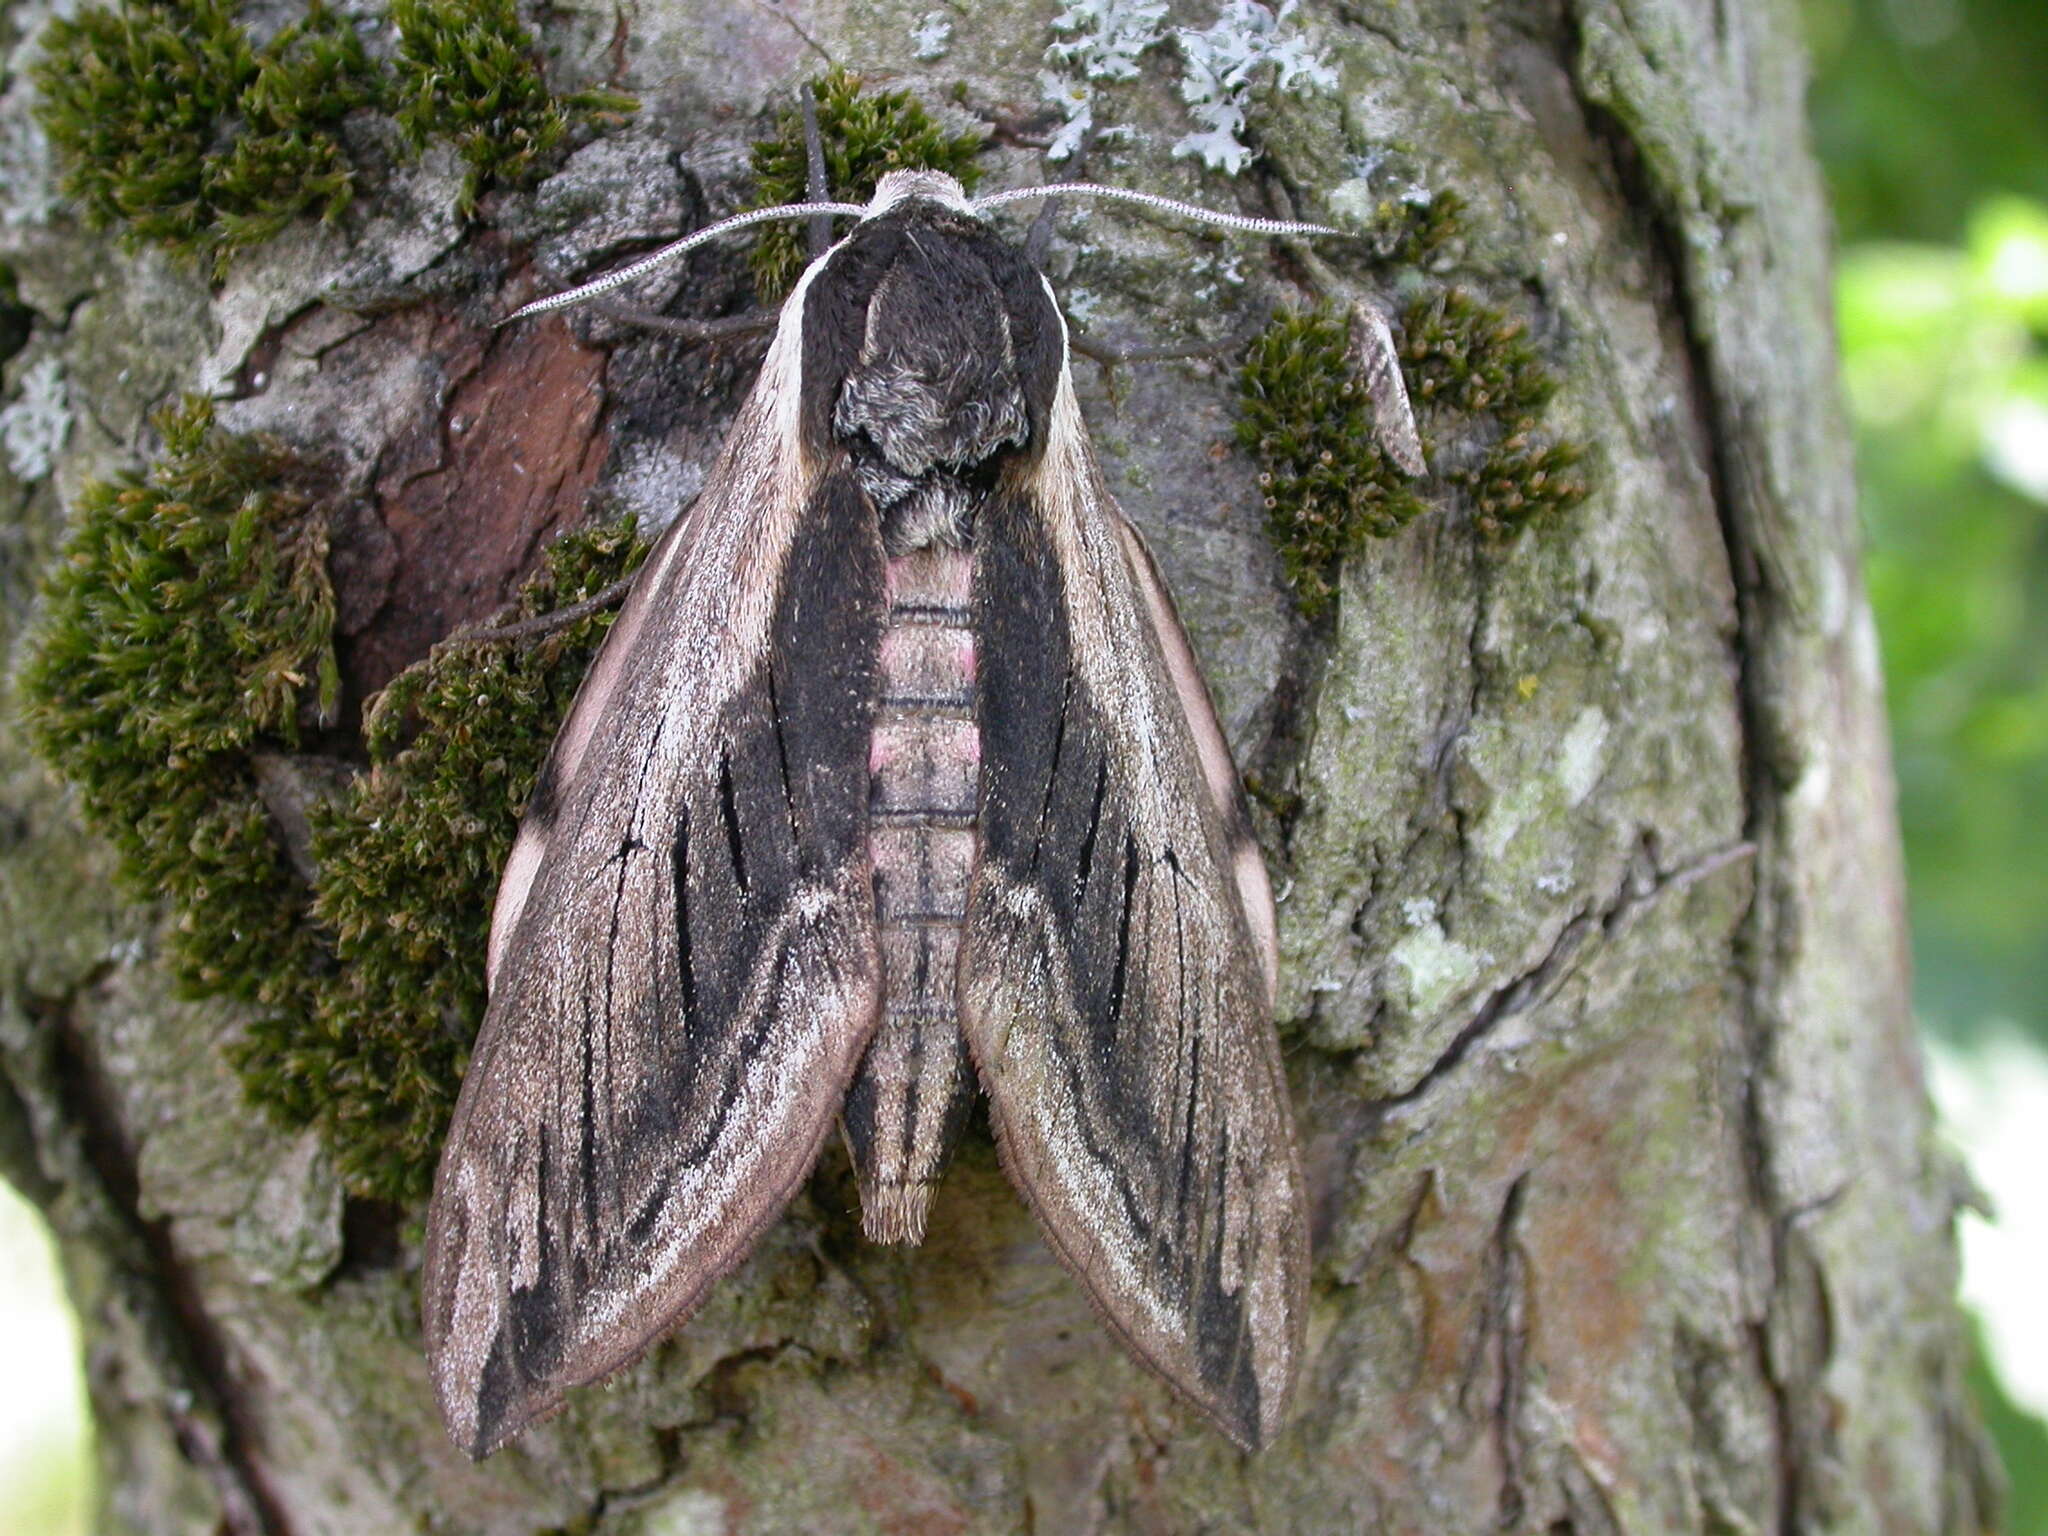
0,0,2000,1531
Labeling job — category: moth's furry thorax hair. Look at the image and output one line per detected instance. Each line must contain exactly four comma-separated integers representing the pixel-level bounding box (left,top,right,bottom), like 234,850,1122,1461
807,188,1062,553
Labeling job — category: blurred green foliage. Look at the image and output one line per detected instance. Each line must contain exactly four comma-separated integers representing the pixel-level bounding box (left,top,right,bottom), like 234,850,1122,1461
1812,0,2048,1049
1806,0,2048,244
1809,3,2048,1527
1840,202,2048,1046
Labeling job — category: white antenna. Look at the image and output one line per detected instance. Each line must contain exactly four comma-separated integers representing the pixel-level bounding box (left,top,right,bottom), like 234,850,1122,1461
969,183,1335,239
503,184,1337,324
502,200,865,323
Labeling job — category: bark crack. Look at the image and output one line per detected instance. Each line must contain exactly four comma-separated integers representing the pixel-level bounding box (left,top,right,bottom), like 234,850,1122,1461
1555,4,1806,1528
7,984,291,1536
1373,837,1753,1113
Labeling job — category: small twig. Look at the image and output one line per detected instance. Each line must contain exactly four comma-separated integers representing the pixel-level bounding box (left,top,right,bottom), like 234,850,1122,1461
1070,308,1270,369
1658,840,1758,896
439,577,639,649
362,566,652,742
591,304,778,340
1279,233,1345,298
1021,132,1094,267
751,0,833,64
1024,193,1061,268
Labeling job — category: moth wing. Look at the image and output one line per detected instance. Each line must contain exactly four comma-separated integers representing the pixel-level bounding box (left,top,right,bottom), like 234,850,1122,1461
422,316,888,1458
963,376,1307,1450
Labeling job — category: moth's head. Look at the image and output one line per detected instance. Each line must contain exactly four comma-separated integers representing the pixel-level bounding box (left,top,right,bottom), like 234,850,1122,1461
865,170,973,220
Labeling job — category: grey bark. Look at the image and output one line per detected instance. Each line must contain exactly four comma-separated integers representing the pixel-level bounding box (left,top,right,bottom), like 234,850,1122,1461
0,1,1999,1532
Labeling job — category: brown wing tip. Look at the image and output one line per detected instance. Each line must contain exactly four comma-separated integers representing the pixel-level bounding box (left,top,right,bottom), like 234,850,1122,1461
429,1328,558,1461
1185,1328,1298,1455
975,1087,1302,1456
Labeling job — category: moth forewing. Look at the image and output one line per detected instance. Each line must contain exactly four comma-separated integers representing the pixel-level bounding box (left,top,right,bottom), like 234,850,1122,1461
422,253,888,1459
960,365,1307,1449
1108,516,1282,1002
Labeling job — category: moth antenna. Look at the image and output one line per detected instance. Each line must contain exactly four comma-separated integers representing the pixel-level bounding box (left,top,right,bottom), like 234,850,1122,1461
969,183,1335,238
1023,192,1061,267
502,200,866,323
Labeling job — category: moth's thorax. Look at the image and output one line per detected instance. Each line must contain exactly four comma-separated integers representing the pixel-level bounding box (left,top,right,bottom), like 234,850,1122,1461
801,199,1064,556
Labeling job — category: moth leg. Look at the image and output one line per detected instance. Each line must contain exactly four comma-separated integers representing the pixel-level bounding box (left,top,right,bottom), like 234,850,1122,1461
1068,308,1270,368
802,84,833,259
590,307,778,341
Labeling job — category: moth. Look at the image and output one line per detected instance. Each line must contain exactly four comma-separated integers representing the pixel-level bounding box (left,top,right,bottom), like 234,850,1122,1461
423,168,1411,1459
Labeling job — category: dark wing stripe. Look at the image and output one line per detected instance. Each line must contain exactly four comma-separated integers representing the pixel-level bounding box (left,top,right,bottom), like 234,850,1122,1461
671,807,697,1037
763,668,803,849
716,752,749,895
1105,833,1138,1036
1028,668,1073,871
1074,755,1107,905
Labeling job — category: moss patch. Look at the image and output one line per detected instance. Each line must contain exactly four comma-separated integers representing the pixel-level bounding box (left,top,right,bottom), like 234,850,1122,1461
747,66,985,298
245,520,647,1201
18,397,341,999
33,0,382,277
1403,290,1591,542
391,0,635,217
21,402,648,1203
1239,290,1590,617
1239,308,1428,617
1342,189,1468,270
32,0,634,272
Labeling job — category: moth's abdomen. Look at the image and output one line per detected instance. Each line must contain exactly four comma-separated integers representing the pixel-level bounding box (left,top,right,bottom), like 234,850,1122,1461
841,546,980,1242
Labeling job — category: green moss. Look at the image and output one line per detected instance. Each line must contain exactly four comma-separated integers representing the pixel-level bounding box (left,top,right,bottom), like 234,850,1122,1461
32,0,633,267
1239,308,1429,617
391,0,636,217
1401,289,1592,542
234,520,648,1203
748,66,985,298
20,399,648,1202
1342,189,1468,269
18,397,341,1001
1396,190,1466,267
1239,289,1591,617
32,0,383,277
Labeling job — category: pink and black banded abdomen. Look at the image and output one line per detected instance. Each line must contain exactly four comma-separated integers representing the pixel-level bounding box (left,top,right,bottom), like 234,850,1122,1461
840,548,981,1241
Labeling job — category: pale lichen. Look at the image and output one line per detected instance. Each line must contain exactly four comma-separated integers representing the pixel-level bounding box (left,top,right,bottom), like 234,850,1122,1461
1038,0,1333,170
0,353,68,481
1041,0,1169,161
1171,0,1335,174
910,11,953,61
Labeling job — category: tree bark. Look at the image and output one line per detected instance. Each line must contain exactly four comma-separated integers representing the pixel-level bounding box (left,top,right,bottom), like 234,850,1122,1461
0,0,2000,1532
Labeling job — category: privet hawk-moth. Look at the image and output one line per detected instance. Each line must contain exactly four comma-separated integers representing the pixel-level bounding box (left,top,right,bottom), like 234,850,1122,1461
422,167,1417,1459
